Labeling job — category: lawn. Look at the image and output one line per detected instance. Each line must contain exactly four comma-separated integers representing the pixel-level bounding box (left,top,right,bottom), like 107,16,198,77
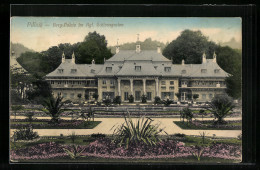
10,120,101,129
174,120,241,130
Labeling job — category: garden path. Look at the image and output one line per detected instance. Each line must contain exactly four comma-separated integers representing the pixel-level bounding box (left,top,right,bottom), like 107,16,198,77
10,116,241,138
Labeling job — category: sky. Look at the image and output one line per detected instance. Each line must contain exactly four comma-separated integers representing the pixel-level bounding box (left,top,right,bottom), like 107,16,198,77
10,17,242,52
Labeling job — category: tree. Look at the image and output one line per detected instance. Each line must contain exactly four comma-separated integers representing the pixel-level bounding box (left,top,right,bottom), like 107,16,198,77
92,93,99,101
182,107,193,124
141,95,147,103
42,95,64,123
128,95,134,103
209,94,235,124
193,94,199,102
77,31,113,64
113,96,122,105
154,96,161,105
11,105,24,120
163,30,217,64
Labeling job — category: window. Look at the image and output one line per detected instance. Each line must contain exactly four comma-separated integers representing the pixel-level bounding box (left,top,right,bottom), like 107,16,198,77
170,81,174,85
57,81,61,84
51,81,54,84
110,80,115,85
71,69,77,73
58,69,64,73
106,67,112,72
147,92,152,100
161,81,166,85
214,69,220,73
181,70,186,74
135,66,141,71
161,86,166,90
209,94,213,99
135,91,141,101
102,79,106,85
124,92,129,101
70,93,74,99
63,93,67,98
202,94,206,100
164,67,171,72
91,69,95,73
161,92,173,100
102,92,115,99
201,69,207,73
169,86,174,90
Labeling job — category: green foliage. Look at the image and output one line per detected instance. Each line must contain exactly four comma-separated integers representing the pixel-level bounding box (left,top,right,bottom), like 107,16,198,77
128,95,134,103
77,31,113,64
163,30,217,64
141,95,147,103
186,94,192,100
84,94,89,100
113,96,121,105
193,94,199,101
13,125,39,141
77,94,82,98
11,105,24,112
92,93,99,101
42,95,64,123
25,112,34,122
181,107,193,123
154,96,161,105
63,145,85,159
11,42,34,58
162,99,173,106
113,115,164,148
109,38,166,53
209,95,235,124
103,98,112,106
175,93,181,101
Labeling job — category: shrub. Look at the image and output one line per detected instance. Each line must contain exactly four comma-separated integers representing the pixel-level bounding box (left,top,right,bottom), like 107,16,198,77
174,133,186,138
13,125,39,141
162,99,173,106
209,94,235,124
63,145,85,159
141,95,147,103
154,96,161,105
96,102,101,106
182,107,193,123
193,94,199,101
84,94,89,100
175,93,181,101
92,93,99,101
113,115,165,149
103,98,111,106
113,96,121,105
25,112,34,122
128,95,134,103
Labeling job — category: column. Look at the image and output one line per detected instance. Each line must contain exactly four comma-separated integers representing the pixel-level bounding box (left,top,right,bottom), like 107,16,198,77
155,78,159,97
143,78,146,95
130,78,133,95
118,78,121,96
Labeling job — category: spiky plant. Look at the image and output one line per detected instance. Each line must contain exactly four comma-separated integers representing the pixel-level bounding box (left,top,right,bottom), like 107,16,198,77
113,113,165,149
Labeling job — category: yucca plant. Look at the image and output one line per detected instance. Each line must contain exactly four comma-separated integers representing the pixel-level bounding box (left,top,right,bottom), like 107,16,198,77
113,113,165,149
63,145,85,159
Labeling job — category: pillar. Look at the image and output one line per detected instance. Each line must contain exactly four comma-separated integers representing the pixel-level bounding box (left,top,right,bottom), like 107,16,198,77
143,78,146,95
118,78,121,96
155,78,159,97
130,78,133,95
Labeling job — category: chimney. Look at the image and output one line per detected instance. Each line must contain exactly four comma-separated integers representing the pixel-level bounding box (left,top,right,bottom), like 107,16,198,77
62,52,65,63
213,51,216,63
71,51,75,64
92,58,95,64
157,46,161,53
202,52,207,64
182,59,185,65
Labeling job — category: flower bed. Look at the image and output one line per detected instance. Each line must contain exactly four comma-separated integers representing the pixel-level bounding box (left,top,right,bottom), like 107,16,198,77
10,119,101,129
10,138,241,161
174,120,241,130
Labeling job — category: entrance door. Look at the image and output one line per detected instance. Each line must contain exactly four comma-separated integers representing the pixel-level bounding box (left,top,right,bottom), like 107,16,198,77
135,91,141,101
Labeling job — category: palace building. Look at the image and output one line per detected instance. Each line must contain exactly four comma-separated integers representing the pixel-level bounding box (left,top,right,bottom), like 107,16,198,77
45,41,229,103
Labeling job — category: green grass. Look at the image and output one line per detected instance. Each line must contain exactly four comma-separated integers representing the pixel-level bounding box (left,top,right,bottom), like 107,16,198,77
174,121,241,130
12,156,240,163
179,136,241,146
10,121,101,129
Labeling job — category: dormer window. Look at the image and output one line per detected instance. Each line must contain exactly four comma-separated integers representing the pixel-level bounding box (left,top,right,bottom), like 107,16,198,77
214,69,220,73
181,70,186,74
164,67,171,72
71,69,77,73
58,69,64,73
91,69,95,73
135,66,141,71
201,69,207,73
106,67,112,73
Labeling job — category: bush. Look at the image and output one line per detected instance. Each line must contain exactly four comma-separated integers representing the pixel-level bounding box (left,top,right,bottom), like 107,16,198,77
91,133,106,138
154,96,161,105
162,99,173,106
182,107,193,123
25,112,34,122
128,95,134,103
13,125,39,141
174,133,186,138
103,98,111,106
113,96,121,105
92,93,99,101
113,115,165,148
141,95,147,103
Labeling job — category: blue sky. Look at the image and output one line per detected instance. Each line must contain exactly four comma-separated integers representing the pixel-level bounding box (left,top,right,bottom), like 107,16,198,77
11,17,242,52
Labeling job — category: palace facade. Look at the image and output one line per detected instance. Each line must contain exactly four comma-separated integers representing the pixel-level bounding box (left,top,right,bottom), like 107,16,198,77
45,43,228,103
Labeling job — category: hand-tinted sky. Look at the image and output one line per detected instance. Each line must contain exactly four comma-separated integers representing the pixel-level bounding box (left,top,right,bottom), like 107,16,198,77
11,17,242,52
